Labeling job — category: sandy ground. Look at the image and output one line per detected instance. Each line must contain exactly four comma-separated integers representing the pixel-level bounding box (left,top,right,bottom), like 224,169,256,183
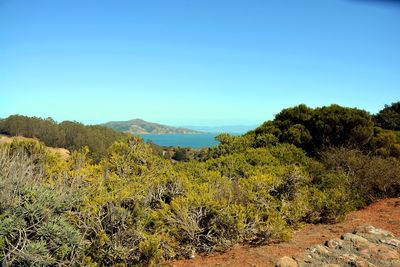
168,198,400,267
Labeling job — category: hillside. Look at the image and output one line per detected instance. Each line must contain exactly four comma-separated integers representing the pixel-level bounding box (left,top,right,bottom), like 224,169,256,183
0,134,70,159
101,118,204,134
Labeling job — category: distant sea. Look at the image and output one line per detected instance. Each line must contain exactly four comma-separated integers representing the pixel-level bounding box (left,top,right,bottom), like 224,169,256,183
140,133,220,148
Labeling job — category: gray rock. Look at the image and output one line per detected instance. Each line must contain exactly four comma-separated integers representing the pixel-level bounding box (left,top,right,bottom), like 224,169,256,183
309,244,331,255
325,239,343,249
354,225,395,238
278,225,400,267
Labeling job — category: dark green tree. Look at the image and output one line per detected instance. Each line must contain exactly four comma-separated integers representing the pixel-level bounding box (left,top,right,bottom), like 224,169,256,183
172,147,189,162
375,101,400,130
252,104,374,155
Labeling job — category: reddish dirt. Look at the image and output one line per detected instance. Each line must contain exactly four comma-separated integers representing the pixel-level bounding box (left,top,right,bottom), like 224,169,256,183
167,198,400,267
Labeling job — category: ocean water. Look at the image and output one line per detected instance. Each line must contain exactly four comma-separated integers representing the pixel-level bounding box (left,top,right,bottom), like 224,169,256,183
140,133,219,148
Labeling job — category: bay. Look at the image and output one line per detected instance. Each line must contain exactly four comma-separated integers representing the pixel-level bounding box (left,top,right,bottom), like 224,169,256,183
139,133,219,148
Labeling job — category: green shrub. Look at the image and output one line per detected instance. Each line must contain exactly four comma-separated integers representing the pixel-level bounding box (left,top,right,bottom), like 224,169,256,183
0,143,84,266
320,147,400,204
306,186,356,223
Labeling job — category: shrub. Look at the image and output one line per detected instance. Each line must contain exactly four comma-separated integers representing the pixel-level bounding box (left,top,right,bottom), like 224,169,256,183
320,147,400,204
0,143,84,266
306,186,356,223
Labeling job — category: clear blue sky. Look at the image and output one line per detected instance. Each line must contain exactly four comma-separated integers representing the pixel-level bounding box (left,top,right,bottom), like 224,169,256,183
0,0,399,126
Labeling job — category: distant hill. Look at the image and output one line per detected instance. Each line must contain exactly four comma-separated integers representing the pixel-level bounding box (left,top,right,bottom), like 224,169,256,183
182,125,259,134
101,119,204,134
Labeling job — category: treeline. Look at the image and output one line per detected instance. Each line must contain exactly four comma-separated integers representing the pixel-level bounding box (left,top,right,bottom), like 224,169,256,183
0,115,127,160
205,102,400,159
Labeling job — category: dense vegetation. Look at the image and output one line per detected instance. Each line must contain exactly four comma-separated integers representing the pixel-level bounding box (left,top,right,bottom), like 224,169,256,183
204,102,400,159
0,115,127,160
0,102,399,266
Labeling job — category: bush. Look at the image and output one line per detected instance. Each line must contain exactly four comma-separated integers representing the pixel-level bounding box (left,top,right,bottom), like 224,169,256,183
306,186,356,223
172,147,190,162
0,143,84,266
320,147,400,204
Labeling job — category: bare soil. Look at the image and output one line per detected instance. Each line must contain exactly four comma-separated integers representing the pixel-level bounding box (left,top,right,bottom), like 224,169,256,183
168,198,400,267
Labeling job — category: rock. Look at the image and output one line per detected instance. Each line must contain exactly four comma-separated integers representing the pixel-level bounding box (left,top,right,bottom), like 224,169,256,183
341,233,369,247
339,253,358,263
354,225,395,237
325,239,343,249
293,252,312,263
357,241,399,261
310,244,330,255
354,258,376,267
358,242,378,259
278,225,399,267
276,256,298,267
372,244,399,261
380,238,400,248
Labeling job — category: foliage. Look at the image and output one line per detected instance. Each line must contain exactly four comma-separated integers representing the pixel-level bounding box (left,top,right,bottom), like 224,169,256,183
172,147,190,162
250,104,374,155
375,101,400,130
1,102,400,266
0,144,84,266
0,115,127,160
319,147,400,205
369,127,400,157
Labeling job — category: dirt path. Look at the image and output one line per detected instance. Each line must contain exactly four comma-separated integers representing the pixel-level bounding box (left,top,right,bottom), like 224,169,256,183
168,198,400,267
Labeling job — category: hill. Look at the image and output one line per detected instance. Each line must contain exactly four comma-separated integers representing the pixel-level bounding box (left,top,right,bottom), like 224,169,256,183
101,118,204,134
182,125,259,134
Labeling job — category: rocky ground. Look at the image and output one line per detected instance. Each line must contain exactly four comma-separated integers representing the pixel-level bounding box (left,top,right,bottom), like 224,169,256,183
277,224,400,267
169,198,400,267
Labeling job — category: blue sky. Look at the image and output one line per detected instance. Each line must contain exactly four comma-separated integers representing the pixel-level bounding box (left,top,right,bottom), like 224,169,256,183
0,0,399,126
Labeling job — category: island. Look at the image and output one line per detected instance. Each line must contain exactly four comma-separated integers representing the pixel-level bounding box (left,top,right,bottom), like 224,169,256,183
101,118,204,134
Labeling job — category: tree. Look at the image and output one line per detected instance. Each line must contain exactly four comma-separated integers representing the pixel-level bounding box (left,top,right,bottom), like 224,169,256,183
375,101,400,130
0,115,127,161
172,147,189,162
252,104,374,155
310,105,374,150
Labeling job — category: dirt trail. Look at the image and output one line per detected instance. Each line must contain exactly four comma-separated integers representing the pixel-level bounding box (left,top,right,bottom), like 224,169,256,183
168,198,400,267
